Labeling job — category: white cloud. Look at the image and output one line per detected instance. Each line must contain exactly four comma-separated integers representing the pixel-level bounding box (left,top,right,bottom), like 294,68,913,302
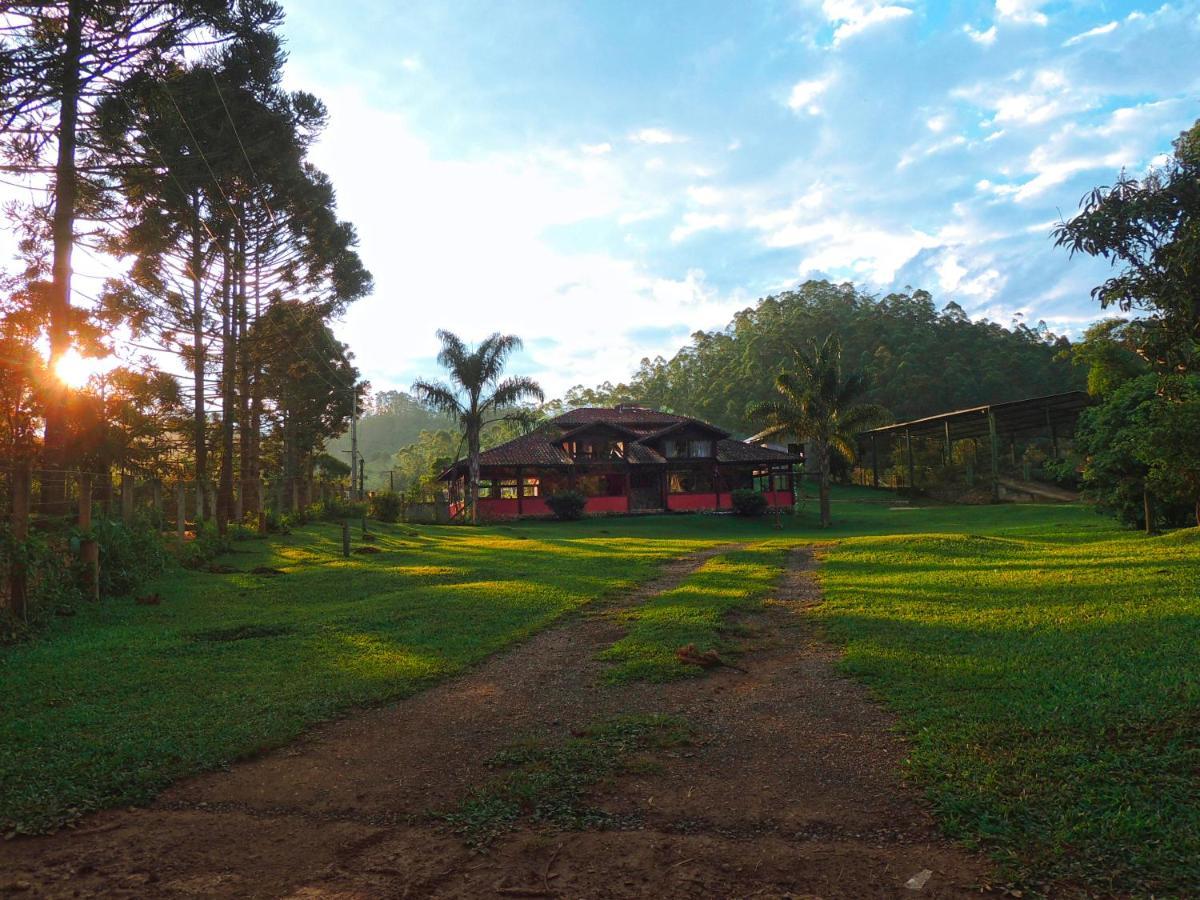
687,185,724,206
1063,21,1117,46
956,68,1085,128
963,24,997,45
399,56,422,72
629,127,688,145
821,0,914,44
787,76,833,114
670,211,731,243
995,0,1048,26
581,142,612,155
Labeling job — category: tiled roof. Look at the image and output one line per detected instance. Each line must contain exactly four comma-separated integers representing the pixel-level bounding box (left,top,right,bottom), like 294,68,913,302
552,406,684,429
474,431,572,467
715,439,798,464
439,408,800,477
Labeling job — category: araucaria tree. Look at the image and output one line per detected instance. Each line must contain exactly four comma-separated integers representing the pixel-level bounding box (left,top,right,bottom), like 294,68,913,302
748,335,885,528
412,331,543,523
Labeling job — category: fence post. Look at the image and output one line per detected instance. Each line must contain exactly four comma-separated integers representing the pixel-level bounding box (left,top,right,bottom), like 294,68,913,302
7,462,31,620
121,471,134,523
176,481,187,541
78,473,100,602
341,520,350,557
151,479,163,528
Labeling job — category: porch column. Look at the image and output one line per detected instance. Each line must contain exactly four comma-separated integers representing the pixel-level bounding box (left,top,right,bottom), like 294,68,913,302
905,430,915,498
516,466,523,516
871,433,879,488
987,409,1000,502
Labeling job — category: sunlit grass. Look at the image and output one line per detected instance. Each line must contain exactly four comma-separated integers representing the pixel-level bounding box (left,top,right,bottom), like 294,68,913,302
816,525,1200,894
601,545,788,682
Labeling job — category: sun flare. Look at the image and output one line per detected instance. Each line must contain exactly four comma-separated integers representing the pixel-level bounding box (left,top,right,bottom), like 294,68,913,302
54,349,106,389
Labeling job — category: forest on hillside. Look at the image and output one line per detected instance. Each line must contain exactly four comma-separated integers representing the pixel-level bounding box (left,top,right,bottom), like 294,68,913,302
562,280,1084,435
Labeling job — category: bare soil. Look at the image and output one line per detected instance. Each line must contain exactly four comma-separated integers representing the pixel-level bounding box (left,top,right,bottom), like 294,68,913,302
1,546,993,899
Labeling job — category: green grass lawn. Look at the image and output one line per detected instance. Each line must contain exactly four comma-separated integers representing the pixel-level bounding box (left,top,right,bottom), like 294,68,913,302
2,493,1197,894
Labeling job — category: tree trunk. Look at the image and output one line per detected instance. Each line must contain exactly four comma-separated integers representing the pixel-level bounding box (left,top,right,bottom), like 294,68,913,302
190,192,208,513
40,0,85,514
817,437,832,528
468,432,481,525
217,239,235,534
237,222,252,518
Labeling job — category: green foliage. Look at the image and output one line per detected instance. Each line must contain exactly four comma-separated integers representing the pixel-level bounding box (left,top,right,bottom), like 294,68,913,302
562,280,1080,432
177,520,233,570
444,715,693,845
1066,319,1151,397
369,492,403,523
0,528,82,641
305,497,368,522
1075,374,1200,528
327,392,455,489
601,547,786,682
818,526,1200,893
730,488,768,517
1055,119,1200,374
90,519,170,598
545,490,587,520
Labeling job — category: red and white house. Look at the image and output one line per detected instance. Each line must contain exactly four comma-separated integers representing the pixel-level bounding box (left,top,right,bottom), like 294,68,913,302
440,405,799,520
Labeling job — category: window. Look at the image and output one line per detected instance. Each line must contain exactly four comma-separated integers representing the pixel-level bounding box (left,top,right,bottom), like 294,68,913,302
668,469,714,494
478,480,494,499
499,479,519,499
753,468,793,493
689,440,713,457
522,476,539,498
565,439,625,461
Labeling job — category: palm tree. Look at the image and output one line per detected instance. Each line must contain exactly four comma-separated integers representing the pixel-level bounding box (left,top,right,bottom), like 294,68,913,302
412,331,544,523
748,335,886,528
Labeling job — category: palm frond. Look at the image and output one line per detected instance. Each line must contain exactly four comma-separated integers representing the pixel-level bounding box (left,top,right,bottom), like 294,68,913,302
486,375,544,411
411,379,465,419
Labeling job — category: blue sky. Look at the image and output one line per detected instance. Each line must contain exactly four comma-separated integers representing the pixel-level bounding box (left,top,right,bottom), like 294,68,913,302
29,1,1200,398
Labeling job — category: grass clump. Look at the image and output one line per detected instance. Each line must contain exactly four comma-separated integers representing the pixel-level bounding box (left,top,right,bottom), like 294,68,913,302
443,715,693,845
601,545,787,682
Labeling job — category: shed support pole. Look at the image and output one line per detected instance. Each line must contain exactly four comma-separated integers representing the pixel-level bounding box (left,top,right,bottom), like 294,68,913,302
1048,409,1059,460
871,434,879,488
988,410,1000,502
944,421,952,467
905,430,915,499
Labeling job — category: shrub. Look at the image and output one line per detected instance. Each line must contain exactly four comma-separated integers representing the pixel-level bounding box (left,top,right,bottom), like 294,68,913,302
545,490,587,520
177,520,232,570
370,492,403,523
0,527,82,640
91,518,170,597
307,497,368,522
730,489,768,517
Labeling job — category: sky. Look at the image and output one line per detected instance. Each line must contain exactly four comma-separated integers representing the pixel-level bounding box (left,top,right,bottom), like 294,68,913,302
7,1,1200,399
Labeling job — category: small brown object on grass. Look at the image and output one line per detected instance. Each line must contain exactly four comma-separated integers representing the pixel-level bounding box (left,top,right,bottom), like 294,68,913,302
676,643,747,674
353,545,382,554
135,593,162,606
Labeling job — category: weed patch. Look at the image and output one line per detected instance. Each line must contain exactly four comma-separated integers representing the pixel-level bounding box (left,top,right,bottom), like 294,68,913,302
442,715,694,845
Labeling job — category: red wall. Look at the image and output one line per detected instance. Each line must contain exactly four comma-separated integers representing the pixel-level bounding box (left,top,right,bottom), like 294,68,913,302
522,498,551,517
667,493,719,511
585,496,629,514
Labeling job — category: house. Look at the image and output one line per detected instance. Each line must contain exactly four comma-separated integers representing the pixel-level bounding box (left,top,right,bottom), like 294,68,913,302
440,405,798,520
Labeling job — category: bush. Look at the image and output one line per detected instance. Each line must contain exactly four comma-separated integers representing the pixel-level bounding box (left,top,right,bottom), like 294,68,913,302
91,518,170,597
545,490,587,520
370,492,403,523
177,520,232,570
306,497,368,522
730,489,768,517
0,527,82,640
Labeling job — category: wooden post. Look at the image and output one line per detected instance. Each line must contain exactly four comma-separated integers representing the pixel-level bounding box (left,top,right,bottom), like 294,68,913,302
871,433,879,488
341,520,351,557
121,471,134,522
987,410,1000,502
7,462,31,620
1143,487,1155,535
151,479,163,528
905,430,915,499
77,472,99,602
944,421,952,467
176,482,186,540
516,466,524,517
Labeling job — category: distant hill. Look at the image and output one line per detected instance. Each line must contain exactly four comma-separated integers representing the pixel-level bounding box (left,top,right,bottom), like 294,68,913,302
326,390,453,486
560,280,1086,434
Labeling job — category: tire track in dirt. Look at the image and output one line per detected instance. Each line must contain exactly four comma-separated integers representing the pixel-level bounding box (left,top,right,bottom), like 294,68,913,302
0,545,995,899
